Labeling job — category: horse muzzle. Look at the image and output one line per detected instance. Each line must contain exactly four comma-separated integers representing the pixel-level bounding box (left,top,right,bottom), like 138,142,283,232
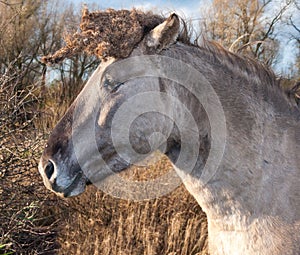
38,159,87,197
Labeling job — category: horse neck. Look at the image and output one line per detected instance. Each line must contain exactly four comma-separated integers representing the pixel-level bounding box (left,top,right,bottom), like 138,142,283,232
162,43,299,223
161,44,300,254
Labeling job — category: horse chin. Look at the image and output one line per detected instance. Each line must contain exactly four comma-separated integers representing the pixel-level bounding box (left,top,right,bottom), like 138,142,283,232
55,173,89,198
86,178,93,186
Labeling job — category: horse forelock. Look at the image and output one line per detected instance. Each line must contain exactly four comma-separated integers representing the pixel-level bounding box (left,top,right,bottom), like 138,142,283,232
42,8,164,63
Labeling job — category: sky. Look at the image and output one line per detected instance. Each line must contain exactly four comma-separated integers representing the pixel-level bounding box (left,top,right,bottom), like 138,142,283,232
67,0,299,76
71,0,203,19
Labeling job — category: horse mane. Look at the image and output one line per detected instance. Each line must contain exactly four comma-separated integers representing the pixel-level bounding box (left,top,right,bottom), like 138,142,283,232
41,8,299,106
196,40,300,108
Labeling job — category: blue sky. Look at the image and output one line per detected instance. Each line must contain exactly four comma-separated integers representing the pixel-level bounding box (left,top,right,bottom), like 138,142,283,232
71,0,203,18
68,0,299,76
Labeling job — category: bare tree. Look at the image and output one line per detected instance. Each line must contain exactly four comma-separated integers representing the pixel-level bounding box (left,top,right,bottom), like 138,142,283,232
288,1,300,76
201,0,293,65
0,0,42,76
0,0,99,127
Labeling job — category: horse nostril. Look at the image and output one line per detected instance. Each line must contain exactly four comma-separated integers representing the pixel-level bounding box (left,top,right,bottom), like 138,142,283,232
45,160,55,180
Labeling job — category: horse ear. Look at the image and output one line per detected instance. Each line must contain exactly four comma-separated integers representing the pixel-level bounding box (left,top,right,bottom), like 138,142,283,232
145,13,180,52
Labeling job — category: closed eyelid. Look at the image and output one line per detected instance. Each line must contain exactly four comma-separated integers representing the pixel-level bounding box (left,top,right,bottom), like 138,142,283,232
110,82,123,93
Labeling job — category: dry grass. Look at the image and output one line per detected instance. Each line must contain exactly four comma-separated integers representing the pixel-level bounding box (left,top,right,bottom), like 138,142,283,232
0,130,60,254
55,160,208,255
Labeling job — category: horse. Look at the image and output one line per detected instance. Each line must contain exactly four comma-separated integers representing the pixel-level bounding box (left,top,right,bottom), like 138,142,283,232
39,11,300,255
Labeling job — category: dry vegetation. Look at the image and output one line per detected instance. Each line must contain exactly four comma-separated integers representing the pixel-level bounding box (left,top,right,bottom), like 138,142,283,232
0,61,59,254
56,176,208,255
